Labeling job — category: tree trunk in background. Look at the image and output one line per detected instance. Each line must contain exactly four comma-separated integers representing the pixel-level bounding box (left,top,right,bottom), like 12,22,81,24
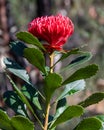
36,0,52,16
0,0,14,115
0,0,10,46
0,0,9,102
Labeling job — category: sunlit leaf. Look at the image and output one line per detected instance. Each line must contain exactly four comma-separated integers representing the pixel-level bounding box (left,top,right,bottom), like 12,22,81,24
58,80,86,100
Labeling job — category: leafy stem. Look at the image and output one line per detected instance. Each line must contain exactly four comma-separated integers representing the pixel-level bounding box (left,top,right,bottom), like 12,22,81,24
44,53,54,130
6,72,44,129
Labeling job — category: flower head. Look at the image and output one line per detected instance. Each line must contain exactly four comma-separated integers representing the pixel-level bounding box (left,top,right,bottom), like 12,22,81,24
28,14,74,53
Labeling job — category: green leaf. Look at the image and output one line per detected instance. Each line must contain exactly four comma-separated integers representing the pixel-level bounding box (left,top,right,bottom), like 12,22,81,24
56,98,67,110
21,84,42,110
55,48,80,63
58,80,86,100
6,74,41,125
54,98,67,119
74,117,102,130
16,31,45,50
69,52,92,65
44,73,62,103
4,58,30,85
96,115,104,130
0,110,14,130
10,41,27,57
11,115,34,130
24,48,46,74
62,64,98,85
78,92,104,107
96,115,104,122
3,91,28,117
61,52,92,72
0,110,34,130
4,58,44,111
4,58,45,100
50,105,84,129
49,98,67,130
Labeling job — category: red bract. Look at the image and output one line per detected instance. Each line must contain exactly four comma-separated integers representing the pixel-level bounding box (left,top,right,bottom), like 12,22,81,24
28,14,74,53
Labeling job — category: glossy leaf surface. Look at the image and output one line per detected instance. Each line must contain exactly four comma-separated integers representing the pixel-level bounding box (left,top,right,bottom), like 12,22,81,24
58,80,86,100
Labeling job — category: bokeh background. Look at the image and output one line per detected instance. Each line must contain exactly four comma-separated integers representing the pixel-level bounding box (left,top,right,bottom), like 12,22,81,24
0,0,104,129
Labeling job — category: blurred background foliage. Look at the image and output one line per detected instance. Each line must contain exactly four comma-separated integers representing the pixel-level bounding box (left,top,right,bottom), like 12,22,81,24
0,0,104,129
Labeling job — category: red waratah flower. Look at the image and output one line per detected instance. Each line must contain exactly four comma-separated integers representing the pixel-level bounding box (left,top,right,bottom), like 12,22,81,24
28,14,74,53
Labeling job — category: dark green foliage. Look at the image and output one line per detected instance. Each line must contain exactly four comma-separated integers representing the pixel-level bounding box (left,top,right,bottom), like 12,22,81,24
16,31,45,50
10,41,27,57
0,110,14,130
4,58,30,85
11,116,34,130
3,91,28,117
60,52,92,72
44,73,62,103
53,98,67,122
62,64,98,85
74,117,102,130
24,48,46,74
54,48,80,65
21,84,42,110
50,105,84,129
0,110,34,130
79,92,104,107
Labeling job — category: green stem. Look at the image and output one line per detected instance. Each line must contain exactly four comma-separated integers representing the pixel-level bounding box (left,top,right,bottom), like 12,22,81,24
44,53,54,130
50,53,54,73
6,73,44,129
44,103,50,130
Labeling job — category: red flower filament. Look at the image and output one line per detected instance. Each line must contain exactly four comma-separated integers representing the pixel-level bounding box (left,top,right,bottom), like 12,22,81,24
28,14,74,53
